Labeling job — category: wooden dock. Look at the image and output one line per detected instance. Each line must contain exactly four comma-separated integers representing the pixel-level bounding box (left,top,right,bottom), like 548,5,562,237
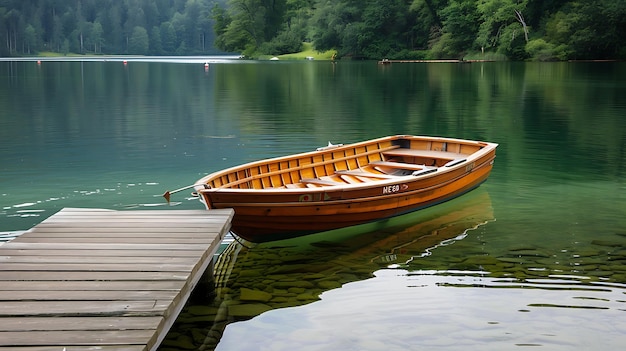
0,207,234,351
378,59,494,64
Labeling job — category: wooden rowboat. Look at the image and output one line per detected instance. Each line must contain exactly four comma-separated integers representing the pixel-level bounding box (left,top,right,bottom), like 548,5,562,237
184,135,497,242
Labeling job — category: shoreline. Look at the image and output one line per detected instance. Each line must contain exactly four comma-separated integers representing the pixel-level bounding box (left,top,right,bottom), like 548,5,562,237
0,55,243,63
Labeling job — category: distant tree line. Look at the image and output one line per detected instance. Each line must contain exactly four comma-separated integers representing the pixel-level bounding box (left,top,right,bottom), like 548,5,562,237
0,0,226,56
213,0,626,61
3,0,625,60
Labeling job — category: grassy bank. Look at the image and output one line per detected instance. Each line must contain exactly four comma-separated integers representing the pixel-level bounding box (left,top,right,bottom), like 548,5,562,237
38,51,84,57
259,43,336,60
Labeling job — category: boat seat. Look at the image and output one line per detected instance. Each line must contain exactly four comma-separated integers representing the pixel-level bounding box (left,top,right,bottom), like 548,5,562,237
443,158,466,167
285,183,307,189
383,148,463,161
412,168,438,176
300,178,342,186
371,161,431,171
338,174,365,184
335,170,400,179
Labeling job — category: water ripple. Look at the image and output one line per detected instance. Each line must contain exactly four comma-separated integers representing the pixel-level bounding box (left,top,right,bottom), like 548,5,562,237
216,269,626,351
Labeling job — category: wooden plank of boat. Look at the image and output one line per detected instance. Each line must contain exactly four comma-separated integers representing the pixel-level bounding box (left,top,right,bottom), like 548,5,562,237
213,144,402,190
300,178,342,186
335,169,400,179
337,174,365,184
370,161,439,177
371,160,430,171
383,148,463,160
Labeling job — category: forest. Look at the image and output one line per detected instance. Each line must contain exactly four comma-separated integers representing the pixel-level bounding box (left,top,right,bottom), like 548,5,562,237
0,0,226,56
2,0,625,61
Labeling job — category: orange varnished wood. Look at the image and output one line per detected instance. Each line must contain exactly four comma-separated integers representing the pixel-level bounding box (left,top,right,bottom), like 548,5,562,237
203,144,400,190
195,135,497,242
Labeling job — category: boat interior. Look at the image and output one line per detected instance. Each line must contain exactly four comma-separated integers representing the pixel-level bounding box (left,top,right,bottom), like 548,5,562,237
203,137,486,190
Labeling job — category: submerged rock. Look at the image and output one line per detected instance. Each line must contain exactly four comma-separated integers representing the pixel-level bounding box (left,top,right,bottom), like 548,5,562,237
297,293,320,301
239,287,273,302
317,280,342,289
462,255,501,266
187,305,219,316
591,240,624,248
228,303,272,318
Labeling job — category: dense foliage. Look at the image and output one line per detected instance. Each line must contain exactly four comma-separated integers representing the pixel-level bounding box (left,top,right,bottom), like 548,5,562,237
2,0,625,60
213,0,626,60
0,0,226,56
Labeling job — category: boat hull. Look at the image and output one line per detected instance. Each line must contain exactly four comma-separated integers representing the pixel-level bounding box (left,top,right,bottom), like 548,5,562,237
195,135,497,243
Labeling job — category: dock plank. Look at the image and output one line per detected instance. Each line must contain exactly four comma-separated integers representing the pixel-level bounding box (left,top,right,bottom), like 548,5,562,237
0,207,234,351
0,262,195,272
20,226,226,236
0,249,205,257
0,256,198,265
0,271,192,281
0,300,171,316
0,242,210,251
0,280,186,291
0,316,163,331
0,347,143,351
0,330,157,346
0,290,178,301
13,236,216,244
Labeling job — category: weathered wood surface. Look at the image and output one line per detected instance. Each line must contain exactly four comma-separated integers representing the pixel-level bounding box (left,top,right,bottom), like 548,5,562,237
0,207,234,351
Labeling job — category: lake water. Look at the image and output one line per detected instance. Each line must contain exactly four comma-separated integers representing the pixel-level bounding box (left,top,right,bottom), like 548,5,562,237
1,59,625,350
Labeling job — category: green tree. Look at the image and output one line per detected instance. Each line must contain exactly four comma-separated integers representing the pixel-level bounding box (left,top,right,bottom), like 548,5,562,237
1,0,625,59
0,8,5,55
543,1,626,60
61,38,70,54
91,21,104,53
435,0,480,58
261,28,302,55
98,3,125,53
284,0,314,40
311,0,421,58
50,8,63,52
150,25,163,54
409,0,446,51
310,0,363,56
128,25,149,54
75,0,86,53
193,1,214,52
256,0,314,55
160,21,177,53
24,24,38,54
358,0,409,58
212,0,287,54
475,0,528,55
410,0,444,28
172,0,214,53
141,0,160,31
218,0,267,53
170,12,188,48
3,8,22,55
262,0,287,42
211,3,231,50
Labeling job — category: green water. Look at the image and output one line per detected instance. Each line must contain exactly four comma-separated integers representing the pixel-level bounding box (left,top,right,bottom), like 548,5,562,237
1,60,625,350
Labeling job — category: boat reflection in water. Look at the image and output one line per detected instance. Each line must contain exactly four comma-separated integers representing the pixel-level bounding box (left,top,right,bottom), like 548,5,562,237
160,188,493,350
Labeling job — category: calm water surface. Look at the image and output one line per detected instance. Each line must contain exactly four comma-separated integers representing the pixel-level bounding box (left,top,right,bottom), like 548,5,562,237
1,60,625,350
